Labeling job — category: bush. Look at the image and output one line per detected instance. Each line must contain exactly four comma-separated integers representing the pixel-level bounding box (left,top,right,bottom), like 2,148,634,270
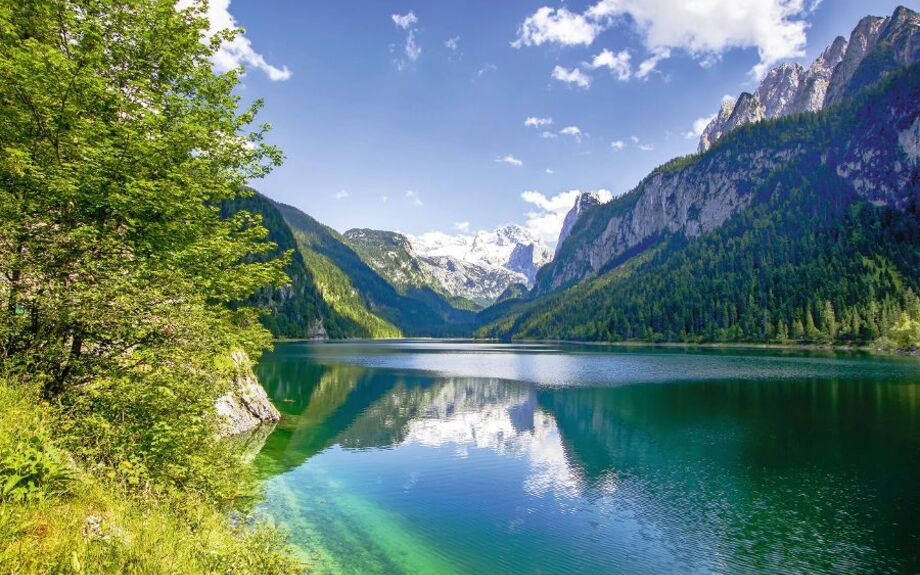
0,382,73,503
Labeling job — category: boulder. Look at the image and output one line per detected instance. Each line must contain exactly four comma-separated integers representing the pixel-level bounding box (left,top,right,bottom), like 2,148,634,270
215,350,280,437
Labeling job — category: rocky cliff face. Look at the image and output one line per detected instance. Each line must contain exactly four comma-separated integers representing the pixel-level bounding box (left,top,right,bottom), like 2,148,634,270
542,146,799,292
699,6,917,153
215,350,280,437
795,36,849,112
556,190,613,254
824,16,886,106
756,63,805,118
539,60,919,294
698,96,738,153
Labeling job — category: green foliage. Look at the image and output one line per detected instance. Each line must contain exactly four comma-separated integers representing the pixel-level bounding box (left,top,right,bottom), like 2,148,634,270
494,283,529,305
222,192,331,339
883,312,920,351
0,379,301,574
0,383,72,503
0,0,287,393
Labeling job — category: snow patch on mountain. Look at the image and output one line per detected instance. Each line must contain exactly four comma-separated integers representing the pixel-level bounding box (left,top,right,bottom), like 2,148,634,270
409,224,552,284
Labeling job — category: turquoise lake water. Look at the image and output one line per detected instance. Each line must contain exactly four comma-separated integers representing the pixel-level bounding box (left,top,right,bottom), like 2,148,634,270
253,341,920,574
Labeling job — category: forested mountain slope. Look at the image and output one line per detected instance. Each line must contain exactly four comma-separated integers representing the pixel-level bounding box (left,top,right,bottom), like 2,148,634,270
478,64,920,346
276,202,474,337
222,193,366,339
343,228,482,311
538,7,918,296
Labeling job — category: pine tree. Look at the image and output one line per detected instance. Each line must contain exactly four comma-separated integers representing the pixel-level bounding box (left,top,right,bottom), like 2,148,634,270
805,308,820,340
776,320,789,343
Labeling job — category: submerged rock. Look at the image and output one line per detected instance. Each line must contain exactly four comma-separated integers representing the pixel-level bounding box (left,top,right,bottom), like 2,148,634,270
215,350,280,437
224,419,277,463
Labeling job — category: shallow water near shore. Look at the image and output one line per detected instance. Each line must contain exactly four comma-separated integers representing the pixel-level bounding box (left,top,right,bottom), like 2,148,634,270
253,341,920,574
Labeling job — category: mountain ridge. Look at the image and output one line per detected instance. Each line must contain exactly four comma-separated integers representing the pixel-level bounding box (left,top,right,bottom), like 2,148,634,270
540,6,918,297
479,62,920,345
699,5,919,152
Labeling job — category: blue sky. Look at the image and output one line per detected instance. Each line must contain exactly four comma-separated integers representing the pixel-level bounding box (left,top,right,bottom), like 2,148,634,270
206,0,902,244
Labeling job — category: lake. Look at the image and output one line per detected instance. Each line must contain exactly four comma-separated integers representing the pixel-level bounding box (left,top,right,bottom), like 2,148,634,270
253,341,920,574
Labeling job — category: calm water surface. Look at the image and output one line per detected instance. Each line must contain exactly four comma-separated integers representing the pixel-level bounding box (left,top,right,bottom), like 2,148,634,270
253,341,920,574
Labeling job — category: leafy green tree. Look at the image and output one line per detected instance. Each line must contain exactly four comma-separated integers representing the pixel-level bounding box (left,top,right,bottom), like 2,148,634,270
0,1,301,571
887,312,920,351
0,0,285,395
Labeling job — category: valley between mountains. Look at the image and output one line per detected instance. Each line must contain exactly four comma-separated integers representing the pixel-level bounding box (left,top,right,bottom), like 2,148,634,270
235,6,919,349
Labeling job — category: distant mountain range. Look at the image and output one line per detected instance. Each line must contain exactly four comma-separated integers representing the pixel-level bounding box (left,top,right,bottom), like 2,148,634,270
346,225,550,307
223,194,477,338
407,225,552,297
229,6,919,347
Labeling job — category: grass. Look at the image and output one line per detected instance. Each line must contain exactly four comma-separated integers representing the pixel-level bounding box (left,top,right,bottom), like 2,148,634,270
0,380,304,575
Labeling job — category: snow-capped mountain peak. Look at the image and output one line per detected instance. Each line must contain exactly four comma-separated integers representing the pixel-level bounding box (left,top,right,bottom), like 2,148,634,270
407,224,553,295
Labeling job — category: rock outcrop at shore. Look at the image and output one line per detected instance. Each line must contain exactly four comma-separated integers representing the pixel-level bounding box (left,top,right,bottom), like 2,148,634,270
215,350,280,437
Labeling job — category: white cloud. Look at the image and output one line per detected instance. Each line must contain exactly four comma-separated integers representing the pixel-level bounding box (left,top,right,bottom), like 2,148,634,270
552,65,591,89
445,36,460,53
633,47,670,79
590,49,631,81
334,189,349,200
406,190,423,206
519,0,811,79
521,190,581,213
610,140,625,150
559,126,583,141
591,0,808,78
405,34,421,61
540,131,558,139
392,11,418,30
512,7,600,48
635,47,671,79
178,0,291,81
521,189,613,244
454,221,470,232
630,135,640,143
684,114,716,139
496,155,524,167
545,168,554,174
476,63,498,78
381,195,389,202
525,116,553,128
638,143,654,151
392,11,421,70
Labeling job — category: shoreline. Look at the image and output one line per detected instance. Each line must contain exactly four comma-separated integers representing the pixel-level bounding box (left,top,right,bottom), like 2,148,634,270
271,337,918,358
